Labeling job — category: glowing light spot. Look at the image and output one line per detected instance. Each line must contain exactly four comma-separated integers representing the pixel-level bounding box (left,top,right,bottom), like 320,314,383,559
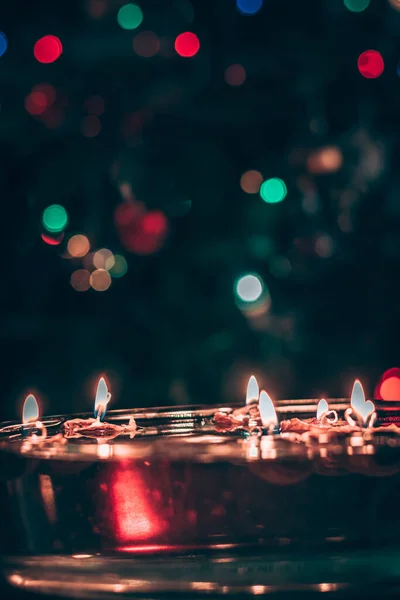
71,269,91,292
34,35,63,64
375,368,400,400
25,91,48,115
0,33,8,57
142,211,168,236
307,146,343,174
114,203,138,226
380,377,400,401
111,468,165,542
94,376,110,420
240,170,263,194
351,379,375,426
68,235,90,258
117,4,143,29
344,0,370,11
133,31,160,57
81,115,101,138
90,269,112,291
236,0,263,15
110,255,128,278
84,95,105,116
93,248,115,270
235,274,263,303
224,64,246,86
42,205,68,233
358,50,384,79
23,394,39,424
33,83,56,106
41,232,64,245
315,234,334,258
389,0,400,11
174,32,200,57
260,178,287,203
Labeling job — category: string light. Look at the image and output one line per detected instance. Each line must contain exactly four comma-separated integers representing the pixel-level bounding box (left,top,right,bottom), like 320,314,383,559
42,205,68,233
117,4,143,30
174,32,200,58
236,0,263,15
110,255,128,278
240,170,263,194
344,0,370,11
358,50,384,79
224,64,246,87
235,274,263,303
90,269,112,291
133,31,160,57
260,178,287,203
0,32,8,57
71,269,91,292
34,35,63,64
68,235,90,258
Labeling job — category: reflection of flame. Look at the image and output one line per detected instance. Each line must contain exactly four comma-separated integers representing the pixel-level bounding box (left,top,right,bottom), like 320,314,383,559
316,399,329,420
94,377,110,421
111,468,164,543
23,394,39,424
259,390,278,429
351,379,375,426
246,375,259,405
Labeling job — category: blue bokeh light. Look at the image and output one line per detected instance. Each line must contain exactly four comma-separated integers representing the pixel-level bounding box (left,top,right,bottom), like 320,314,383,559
0,32,8,57
236,0,263,15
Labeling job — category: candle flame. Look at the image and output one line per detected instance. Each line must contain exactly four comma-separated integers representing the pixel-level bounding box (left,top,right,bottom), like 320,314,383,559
94,377,111,421
259,390,278,429
246,375,259,405
23,394,39,424
351,379,375,426
316,398,329,420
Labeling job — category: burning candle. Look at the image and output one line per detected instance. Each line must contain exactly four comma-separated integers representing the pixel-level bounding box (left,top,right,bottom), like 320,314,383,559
259,390,279,434
345,380,376,429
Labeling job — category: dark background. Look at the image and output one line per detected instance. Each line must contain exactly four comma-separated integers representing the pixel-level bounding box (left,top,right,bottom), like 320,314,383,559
1,0,399,424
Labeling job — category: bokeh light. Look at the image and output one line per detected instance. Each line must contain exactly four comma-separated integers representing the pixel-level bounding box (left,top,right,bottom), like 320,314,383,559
33,83,56,106
117,4,143,30
110,255,128,278
68,235,90,258
25,91,48,115
42,205,68,233
375,368,400,400
344,0,370,11
71,269,91,292
90,269,112,291
41,232,64,246
260,178,287,203
174,32,200,57
81,116,101,137
34,35,63,64
142,211,168,236
133,31,160,57
93,248,115,270
236,0,263,15
224,64,246,86
0,32,8,57
235,274,263,303
357,50,384,79
315,234,334,258
388,0,400,12
240,170,263,194
307,146,343,174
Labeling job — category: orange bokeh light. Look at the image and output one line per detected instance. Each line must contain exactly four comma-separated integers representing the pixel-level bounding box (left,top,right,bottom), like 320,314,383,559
90,269,111,291
68,234,90,258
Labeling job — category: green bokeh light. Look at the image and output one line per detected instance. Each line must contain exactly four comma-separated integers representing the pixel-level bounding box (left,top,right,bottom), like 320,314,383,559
344,0,370,12
117,4,143,29
110,255,128,278
260,178,287,204
42,205,68,233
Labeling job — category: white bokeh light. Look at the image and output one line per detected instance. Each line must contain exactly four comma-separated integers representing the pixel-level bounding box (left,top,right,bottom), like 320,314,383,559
236,274,263,302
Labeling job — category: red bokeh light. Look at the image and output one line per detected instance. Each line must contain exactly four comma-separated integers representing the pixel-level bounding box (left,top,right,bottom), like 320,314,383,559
357,50,384,79
25,91,48,115
224,64,246,86
81,115,101,138
174,32,200,58
41,232,64,245
32,83,56,106
34,35,63,64
375,368,400,400
133,31,160,58
142,211,168,236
